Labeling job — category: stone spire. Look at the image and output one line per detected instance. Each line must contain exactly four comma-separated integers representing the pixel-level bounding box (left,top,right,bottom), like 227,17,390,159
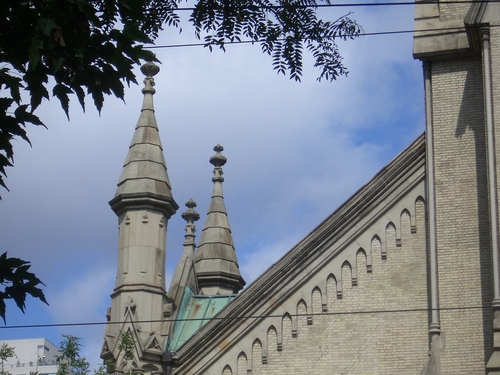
169,199,200,310
102,61,177,375
194,145,245,295
109,61,178,217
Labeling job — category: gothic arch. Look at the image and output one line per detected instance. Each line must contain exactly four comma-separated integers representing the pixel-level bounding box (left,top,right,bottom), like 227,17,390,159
385,222,397,257
356,248,369,283
415,196,425,233
265,325,278,363
341,261,353,292
252,339,263,372
371,234,382,260
311,287,322,314
237,352,248,375
282,312,293,342
400,209,412,245
326,273,341,303
222,364,232,375
296,299,307,335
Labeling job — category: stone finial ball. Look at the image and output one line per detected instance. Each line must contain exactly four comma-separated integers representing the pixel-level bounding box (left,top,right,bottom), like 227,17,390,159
141,61,160,77
210,144,227,167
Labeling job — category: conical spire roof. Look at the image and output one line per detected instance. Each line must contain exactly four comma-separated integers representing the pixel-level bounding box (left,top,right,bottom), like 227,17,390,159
169,199,200,308
194,145,245,294
109,61,178,217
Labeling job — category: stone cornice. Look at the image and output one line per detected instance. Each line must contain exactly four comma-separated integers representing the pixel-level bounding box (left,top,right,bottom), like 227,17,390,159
109,192,178,218
413,0,474,59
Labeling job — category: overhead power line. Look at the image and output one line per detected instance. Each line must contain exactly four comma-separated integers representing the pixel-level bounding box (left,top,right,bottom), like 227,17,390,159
171,0,500,11
146,24,494,50
0,304,490,330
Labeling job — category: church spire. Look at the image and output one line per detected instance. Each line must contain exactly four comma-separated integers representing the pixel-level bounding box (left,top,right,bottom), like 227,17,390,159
102,62,177,375
109,61,178,217
194,145,245,295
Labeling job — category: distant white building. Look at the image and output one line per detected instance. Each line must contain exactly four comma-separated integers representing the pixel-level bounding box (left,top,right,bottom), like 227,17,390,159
0,338,58,375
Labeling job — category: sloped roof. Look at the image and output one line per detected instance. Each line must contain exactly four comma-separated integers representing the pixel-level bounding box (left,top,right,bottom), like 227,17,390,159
168,286,237,352
170,133,426,372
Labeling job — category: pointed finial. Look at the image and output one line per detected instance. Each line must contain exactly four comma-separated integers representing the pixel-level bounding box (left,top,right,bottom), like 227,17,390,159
181,198,200,224
210,144,226,182
141,61,159,94
210,144,227,168
141,60,160,77
182,198,200,240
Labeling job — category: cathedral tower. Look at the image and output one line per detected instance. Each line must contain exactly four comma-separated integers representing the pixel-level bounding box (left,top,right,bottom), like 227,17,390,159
414,1,500,373
101,61,178,374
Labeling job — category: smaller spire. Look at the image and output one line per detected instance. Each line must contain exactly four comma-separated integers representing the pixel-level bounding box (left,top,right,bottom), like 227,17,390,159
194,145,245,295
181,198,201,246
168,199,200,310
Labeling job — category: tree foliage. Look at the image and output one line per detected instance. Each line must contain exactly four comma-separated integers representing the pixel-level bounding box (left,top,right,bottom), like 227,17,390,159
0,343,16,375
0,252,48,323
56,334,128,375
56,335,91,375
97,332,135,375
0,0,360,193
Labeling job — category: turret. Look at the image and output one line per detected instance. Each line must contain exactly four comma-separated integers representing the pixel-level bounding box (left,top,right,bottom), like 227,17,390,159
101,61,178,374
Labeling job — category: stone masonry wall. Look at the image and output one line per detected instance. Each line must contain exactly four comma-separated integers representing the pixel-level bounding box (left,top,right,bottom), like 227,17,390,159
431,56,493,375
438,0,470,22
200,192,429,375
491,24,500,243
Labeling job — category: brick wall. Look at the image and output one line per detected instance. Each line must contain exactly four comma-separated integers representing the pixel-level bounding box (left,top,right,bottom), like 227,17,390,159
204,195,429,375
438,0,470,21
431,56,493,374
491,25,500,234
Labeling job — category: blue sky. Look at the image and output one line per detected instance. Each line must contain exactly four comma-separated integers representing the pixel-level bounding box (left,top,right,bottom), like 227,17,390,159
0,2,424,368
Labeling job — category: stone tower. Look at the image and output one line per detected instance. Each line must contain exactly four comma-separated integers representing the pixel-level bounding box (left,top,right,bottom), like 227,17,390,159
414,0,500,373
101,61,178,374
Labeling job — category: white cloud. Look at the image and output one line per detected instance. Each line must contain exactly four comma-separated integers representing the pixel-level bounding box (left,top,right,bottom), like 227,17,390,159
49,266,114,324
240,238,301,283
47,267,115,369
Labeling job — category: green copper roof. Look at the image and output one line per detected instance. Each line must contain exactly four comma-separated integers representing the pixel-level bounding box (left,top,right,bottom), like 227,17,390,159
168,287,237,352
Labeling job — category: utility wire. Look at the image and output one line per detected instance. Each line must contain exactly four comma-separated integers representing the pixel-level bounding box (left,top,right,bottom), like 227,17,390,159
170,0,500,12
0,304,490,330
146,24,493,50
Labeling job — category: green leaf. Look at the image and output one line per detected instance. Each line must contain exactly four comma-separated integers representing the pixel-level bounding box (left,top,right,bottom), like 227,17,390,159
53,83,73,119
52,57,66,73
28,38,43,68
0,68,23,104
38,18,58,36
0,252,48,323
123,23,152,43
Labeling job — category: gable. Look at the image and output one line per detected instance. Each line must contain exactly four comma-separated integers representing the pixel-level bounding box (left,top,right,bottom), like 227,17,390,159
171,134,428,374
